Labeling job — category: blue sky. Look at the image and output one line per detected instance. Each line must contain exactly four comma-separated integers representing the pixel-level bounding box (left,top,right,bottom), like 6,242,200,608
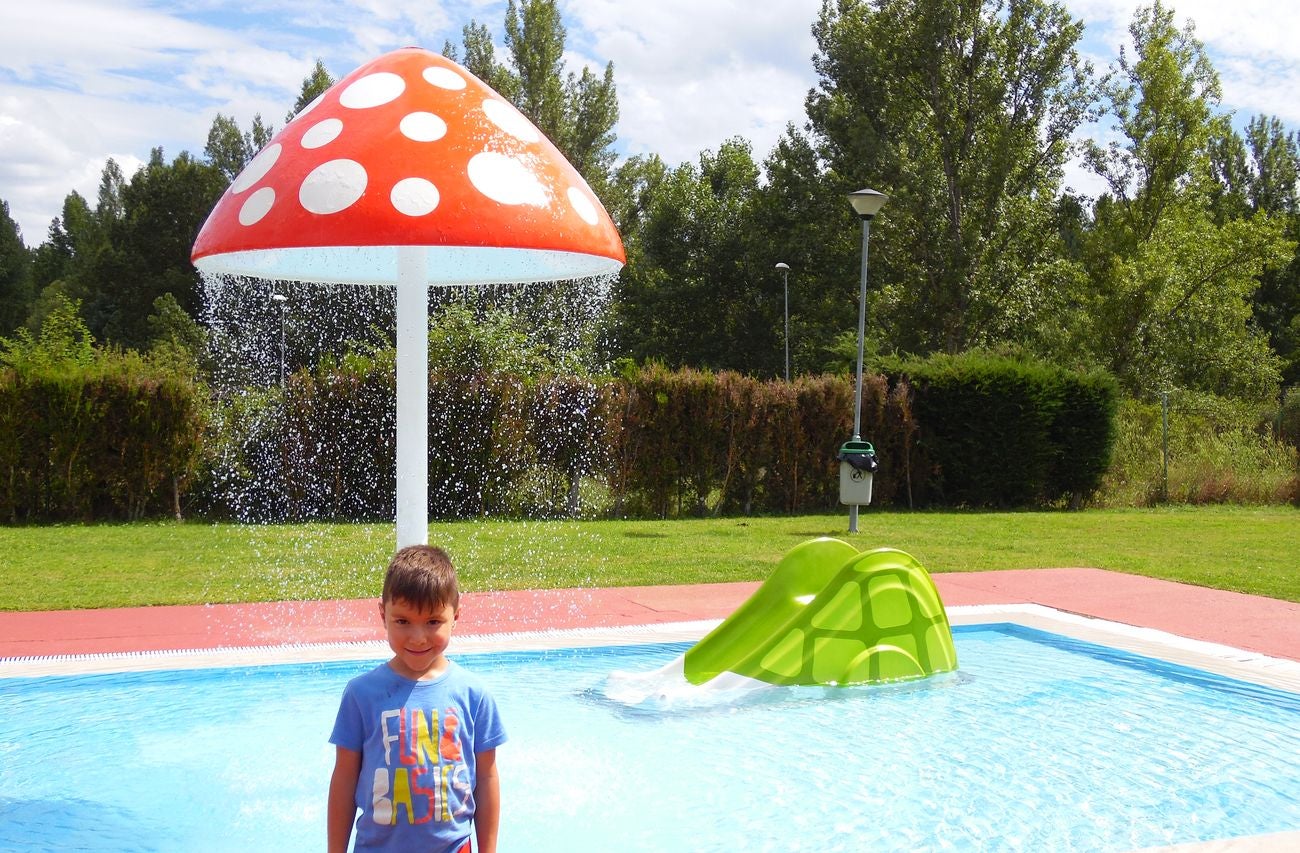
2,0,1298,245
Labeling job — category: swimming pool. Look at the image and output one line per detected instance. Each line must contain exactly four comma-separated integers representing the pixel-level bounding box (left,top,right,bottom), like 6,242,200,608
1,617,1298,851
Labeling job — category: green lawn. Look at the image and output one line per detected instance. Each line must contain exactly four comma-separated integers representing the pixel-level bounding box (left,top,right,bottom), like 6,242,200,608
1,506,1296,611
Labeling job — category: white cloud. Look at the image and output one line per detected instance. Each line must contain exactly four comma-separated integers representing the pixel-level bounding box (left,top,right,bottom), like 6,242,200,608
566,0,821,165
2,0,1299,245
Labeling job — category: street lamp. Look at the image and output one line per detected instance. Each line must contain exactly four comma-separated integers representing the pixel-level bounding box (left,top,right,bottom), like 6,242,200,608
775,262,790,381
846,188,887,533
271,293,288,387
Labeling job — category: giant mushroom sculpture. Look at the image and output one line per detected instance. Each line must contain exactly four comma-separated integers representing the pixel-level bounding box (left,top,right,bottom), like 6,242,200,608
192,47,625,547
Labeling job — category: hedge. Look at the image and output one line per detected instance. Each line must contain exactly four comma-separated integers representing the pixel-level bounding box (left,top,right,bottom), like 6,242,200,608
4,355,1118,522
0,366,205,521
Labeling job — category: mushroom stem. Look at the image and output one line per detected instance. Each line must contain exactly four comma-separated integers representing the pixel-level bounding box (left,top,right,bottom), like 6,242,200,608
396,246,429,547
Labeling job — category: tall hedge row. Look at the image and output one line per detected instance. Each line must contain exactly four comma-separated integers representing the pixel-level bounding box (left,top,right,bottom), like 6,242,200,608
3,355,1117,522
0,367,205,521
903,353,1118,507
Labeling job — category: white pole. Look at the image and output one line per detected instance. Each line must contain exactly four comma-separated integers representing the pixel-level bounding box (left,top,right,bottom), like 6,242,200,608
395,246,429,548
850,217,871,534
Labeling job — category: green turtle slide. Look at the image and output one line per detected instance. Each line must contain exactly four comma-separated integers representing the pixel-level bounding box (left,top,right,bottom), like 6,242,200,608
682,537,958,687
605,538,958,705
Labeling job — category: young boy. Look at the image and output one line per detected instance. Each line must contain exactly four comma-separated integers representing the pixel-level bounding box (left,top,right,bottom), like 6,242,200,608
328,545,506,853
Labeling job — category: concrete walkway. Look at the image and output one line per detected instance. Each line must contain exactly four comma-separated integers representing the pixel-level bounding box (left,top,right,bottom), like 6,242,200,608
2,568,1297,661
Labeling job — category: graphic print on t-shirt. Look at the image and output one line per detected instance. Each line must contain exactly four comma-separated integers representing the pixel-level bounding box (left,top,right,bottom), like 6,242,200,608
370,705,472,825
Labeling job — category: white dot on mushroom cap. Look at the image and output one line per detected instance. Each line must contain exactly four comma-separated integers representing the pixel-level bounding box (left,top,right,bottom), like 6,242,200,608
399,112,447,143
238,187,276,226
422,66,466,90
467,152,549,207
567,187,599,225
301,118,343,149
339,72,405,109
482,99,541,143
391,178,440,217
299,159,368,215
229,143,281,194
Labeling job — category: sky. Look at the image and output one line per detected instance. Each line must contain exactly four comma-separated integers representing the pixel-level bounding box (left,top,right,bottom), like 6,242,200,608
2,0,1299,246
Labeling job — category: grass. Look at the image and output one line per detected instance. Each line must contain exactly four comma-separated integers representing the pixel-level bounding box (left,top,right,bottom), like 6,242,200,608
2,505,1297,611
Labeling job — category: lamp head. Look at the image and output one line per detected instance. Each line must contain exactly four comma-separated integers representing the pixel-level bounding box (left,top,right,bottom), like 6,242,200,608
775,262,790,271
847,188,888,220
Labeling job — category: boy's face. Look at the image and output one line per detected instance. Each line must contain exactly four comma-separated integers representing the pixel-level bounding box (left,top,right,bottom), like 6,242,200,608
379,597,458,680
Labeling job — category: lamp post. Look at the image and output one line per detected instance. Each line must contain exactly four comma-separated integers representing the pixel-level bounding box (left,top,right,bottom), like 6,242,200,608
846,188,888,533
775,262,790,381
271,293,288,388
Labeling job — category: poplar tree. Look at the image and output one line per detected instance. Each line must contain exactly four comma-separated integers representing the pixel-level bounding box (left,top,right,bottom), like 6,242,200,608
1077,2,1294,397
0,201,32,334
807,0,1093,355
446,0,619,193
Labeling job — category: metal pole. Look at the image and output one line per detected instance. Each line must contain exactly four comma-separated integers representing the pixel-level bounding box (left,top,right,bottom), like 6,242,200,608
279,306,286,387
853,218,871,441
1161,391,1169,503
850,217,871,533
783,267,790,382
271,294,288,388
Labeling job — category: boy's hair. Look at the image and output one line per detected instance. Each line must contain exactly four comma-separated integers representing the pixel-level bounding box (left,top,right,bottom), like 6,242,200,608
382,545,459,612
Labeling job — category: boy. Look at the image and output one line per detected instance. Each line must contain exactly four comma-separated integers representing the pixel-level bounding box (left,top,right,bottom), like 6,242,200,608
328,545,506,853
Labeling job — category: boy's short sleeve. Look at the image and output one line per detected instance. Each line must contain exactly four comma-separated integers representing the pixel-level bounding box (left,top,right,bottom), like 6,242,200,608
472,683,508,754
329,679,365,752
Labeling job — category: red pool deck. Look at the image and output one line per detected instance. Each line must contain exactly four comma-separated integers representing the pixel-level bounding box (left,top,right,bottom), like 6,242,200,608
1,568,1297,661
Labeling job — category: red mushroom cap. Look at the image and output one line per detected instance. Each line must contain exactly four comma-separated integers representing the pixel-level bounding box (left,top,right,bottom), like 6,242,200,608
191,47,625,285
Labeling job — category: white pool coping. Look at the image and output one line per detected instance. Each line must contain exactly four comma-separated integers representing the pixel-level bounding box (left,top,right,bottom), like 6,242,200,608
2,603,1298,852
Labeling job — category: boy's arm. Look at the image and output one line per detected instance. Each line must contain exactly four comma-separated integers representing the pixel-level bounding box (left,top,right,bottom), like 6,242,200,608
474,748,501,853
328,745,362,853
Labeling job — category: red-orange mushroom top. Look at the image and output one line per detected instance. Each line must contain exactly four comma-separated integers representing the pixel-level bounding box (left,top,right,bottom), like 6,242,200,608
191,47,625,285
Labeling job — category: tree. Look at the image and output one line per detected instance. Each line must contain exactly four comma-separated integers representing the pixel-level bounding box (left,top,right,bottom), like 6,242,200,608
1076,2,1295,398
0,200,32,334
1233,116,1300,385
611,139,771,372
807,0,1094,355
0,293,95,371
747,126,863,374
26,190,106,333
446,0,619,193
286,59,335,122
1082,1,1219,248
68,150,227,349
446,22,518,100
204,113,274,181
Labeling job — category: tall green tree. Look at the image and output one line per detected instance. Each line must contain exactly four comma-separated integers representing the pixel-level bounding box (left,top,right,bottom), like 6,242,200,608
286,59,335,122
204,113,274,181
446,22,519,100
0,200,33,334
747,126,864,374
72,150,226,348
445,0,619,193
1228,116,1300,386
26,189,108,333
1076,2,1294,398
807,0,1094,355
611,139,772,372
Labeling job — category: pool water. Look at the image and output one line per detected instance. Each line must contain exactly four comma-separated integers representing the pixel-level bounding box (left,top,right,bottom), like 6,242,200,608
1,625,1297,851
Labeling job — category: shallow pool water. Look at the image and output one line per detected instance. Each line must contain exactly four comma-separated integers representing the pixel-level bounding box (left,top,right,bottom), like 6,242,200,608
1,625,1297,851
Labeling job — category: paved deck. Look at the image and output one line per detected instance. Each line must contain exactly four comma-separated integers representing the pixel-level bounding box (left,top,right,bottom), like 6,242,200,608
2,568,1297,661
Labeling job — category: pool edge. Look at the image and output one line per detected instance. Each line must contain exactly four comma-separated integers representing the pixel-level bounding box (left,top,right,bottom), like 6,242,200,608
4,605,1298,695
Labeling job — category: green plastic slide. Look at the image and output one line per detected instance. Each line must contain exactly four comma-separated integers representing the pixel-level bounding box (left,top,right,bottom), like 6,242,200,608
682,538,958,687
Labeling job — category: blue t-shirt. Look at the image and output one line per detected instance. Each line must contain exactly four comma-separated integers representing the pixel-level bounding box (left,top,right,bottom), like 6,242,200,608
330,660,507,852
